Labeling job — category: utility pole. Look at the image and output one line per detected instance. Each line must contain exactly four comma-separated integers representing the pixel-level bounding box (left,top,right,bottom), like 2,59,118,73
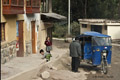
68,0,71,35
119,0,120,19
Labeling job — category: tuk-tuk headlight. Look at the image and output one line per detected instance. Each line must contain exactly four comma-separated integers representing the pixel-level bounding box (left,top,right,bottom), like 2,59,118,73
102,50,108,56
93,50,95,52
103,53,107,56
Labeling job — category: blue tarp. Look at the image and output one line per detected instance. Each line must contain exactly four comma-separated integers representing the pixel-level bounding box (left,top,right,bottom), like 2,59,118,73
83,31,111,37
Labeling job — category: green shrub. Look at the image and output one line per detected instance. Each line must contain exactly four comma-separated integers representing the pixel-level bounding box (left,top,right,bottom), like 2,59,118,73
53,23,67,38
53,21,80,38
71,21,80,36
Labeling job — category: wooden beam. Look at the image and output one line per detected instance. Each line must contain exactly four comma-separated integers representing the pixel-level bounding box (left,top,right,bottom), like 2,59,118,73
9,0,11,5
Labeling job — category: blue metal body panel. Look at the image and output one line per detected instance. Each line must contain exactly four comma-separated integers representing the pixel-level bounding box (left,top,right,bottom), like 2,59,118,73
84,42,92,59
77,31,112,66
84,46,112,65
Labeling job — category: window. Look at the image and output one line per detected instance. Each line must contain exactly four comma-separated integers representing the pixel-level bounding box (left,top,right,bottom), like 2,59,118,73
11,0,17,5
18,0,24,6
32,0,40,7
82,24,87,28
0,23,5,41
27,0,32,6
3,0,9,4
32,0,36,7
36,0,40,6
91,25,102,33
92,37,111,46
11,0,24,6
104,25,107,30
27,0,40,7
3,0,24,6
41,0,49,12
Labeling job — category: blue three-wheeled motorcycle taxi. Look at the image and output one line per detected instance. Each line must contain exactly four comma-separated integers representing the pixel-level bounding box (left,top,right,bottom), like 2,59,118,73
76,32,112,74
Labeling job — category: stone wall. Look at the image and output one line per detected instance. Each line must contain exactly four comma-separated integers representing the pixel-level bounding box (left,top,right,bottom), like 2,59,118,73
1,40,41,64
25,41,32,56
1,41,17,64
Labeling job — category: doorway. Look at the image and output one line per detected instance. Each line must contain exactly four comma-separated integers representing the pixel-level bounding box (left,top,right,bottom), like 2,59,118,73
91,25,102,33
16,21,24,57
31,21,37,53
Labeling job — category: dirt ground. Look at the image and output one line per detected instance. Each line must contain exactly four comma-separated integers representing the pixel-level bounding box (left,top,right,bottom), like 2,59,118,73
32,40,93,80
36,40,120,80
86,46,120,80
1,40,69,80
1,39,120,80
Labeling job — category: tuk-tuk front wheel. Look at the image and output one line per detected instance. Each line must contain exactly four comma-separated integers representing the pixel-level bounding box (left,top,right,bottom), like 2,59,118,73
101,60,108,74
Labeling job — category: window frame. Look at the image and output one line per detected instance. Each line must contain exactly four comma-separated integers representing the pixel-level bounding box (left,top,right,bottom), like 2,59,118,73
26,0,40,7
41,0,49,12
26,0,32,7
3,0,9,5
3,0,24,6
82,24,87,28
32,0,40,7
11,0,24,6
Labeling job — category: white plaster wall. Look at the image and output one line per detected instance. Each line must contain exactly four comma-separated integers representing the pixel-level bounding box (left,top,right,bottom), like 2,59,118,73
24,13,40,52
80,23,107,35
108,26,120,39
80,24,91,34
24,13,40,32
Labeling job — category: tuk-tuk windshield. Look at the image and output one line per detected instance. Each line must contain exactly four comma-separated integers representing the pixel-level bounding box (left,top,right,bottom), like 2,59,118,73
92,37,111,46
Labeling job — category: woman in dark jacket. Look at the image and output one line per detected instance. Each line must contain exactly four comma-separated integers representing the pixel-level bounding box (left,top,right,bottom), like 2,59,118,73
45,37,52,53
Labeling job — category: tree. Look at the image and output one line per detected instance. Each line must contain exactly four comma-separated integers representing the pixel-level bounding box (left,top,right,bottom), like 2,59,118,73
52,0,119,20
52,0,68,17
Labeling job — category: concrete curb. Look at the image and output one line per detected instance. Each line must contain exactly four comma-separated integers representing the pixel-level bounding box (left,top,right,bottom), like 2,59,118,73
53,38,65,41
112,43,120,47
53,37,73,41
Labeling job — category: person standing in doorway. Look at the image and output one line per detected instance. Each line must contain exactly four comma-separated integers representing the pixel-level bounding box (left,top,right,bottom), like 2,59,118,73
69,37,81,72
45,37,52,53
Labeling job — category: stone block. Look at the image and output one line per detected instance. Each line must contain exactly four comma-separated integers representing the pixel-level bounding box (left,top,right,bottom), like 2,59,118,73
4,48,9,57
9,55,14,60
1,44,7,48
26,43,32,55
41,71,50,79
5,57,9,62
1,58,6,64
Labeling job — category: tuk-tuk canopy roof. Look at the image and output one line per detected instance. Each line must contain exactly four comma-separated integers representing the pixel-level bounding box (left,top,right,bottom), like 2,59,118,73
77,31,111,38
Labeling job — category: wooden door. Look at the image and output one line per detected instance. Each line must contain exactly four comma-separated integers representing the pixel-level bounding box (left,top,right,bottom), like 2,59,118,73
17,21,24,57
31,21,37,53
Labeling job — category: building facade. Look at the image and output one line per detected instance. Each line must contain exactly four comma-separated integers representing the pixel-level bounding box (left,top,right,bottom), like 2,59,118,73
78,19,120,40
1,0,66,64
